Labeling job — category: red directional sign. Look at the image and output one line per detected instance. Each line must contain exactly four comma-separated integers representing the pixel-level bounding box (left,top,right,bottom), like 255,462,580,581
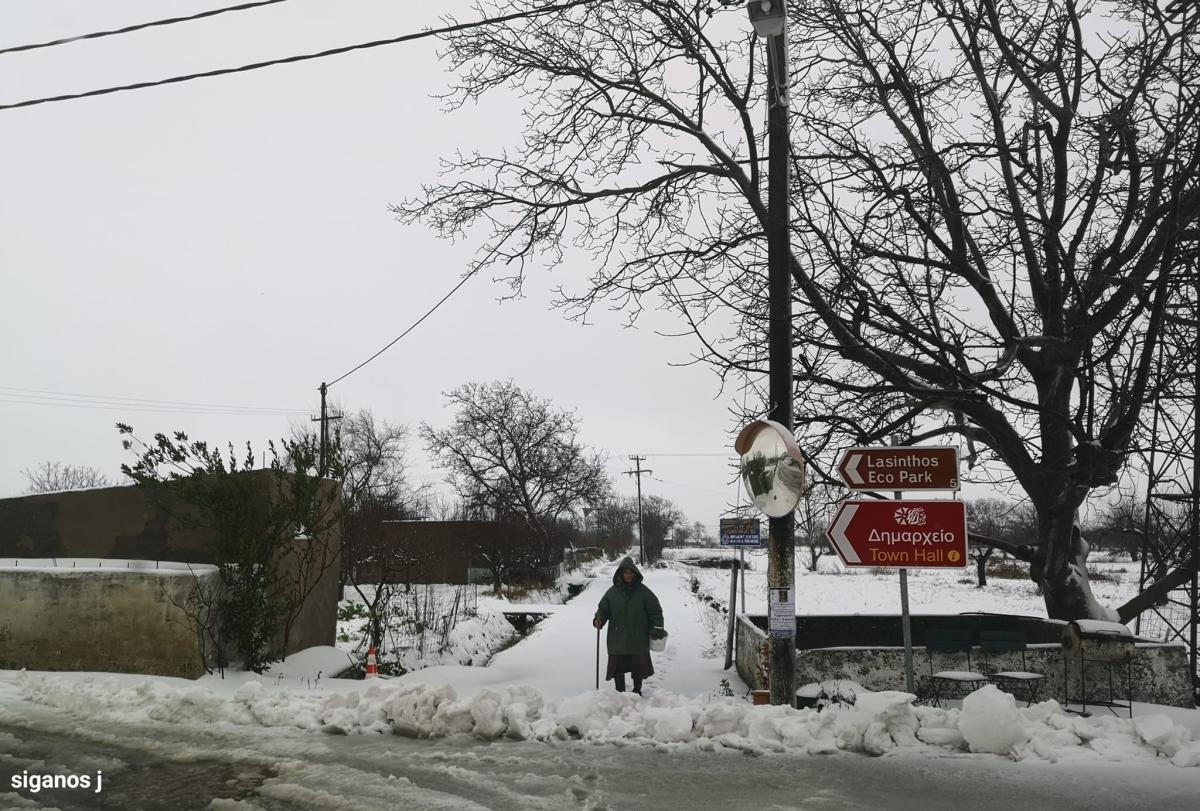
837,446,960,491
825,499,968,569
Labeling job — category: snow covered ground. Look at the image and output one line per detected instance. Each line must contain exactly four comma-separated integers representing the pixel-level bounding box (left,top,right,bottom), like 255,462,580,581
665,546,1141,620
1,554,1198,808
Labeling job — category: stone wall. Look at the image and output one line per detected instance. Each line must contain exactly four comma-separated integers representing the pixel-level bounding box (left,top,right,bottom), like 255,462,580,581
0,563,220,678
736,614,1195,708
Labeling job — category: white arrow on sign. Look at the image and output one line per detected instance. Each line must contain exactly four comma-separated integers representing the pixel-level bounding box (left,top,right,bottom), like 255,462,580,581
827,502,862,564
842,452,865,486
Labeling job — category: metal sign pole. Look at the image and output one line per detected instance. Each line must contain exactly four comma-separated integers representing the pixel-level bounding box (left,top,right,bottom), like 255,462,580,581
900,568,915,694
892,435,916,695
724,562,739,670
739,548,746,610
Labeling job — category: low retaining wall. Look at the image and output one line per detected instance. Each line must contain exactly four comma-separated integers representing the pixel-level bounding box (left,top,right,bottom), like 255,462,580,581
736,614,1195,708
0,561,220,679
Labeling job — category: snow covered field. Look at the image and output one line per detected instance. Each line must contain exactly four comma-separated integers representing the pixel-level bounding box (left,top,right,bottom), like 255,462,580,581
664,546,1141,620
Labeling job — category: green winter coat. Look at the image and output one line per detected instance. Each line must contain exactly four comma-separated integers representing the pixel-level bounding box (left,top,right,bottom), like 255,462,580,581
593,557,665,656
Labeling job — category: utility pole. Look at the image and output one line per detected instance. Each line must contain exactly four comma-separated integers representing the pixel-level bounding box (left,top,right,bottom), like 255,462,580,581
749,0,795,707
625,455,651,564
313,382,343,476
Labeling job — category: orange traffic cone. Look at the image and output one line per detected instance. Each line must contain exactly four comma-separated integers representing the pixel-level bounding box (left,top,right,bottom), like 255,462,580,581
365,646,378,679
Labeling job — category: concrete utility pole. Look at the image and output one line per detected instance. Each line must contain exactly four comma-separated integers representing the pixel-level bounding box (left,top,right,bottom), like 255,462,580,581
625,456,651,563
749,0,796,707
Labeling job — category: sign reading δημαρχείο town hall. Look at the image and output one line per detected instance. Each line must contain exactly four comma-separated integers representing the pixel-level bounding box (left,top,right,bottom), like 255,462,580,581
825,499,968,568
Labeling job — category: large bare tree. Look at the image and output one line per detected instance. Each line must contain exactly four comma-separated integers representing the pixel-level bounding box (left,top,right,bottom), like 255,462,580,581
421,380,611,546
400,0,1199,621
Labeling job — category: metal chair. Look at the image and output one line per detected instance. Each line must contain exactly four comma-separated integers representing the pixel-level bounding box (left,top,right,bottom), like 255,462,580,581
980,629,1045,706
925,629,987,707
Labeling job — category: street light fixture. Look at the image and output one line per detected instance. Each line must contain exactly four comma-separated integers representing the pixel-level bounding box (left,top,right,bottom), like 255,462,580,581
747,0,786,37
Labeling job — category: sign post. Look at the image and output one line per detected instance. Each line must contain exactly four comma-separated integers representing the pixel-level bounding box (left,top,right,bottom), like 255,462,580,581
833,444,965,696
719,518,760,669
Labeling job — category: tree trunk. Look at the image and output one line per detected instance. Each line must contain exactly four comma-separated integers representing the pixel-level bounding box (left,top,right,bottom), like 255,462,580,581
1032,504,1119,621
976,556,988,588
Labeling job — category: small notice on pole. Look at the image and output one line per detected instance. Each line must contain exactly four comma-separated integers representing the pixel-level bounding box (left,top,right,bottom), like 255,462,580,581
768,587,795,638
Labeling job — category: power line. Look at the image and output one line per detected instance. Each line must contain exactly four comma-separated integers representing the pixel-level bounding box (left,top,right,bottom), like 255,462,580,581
0,0,292,56
0,396,305,417
0,0,597,112
0,385,308,415
326,270,477,388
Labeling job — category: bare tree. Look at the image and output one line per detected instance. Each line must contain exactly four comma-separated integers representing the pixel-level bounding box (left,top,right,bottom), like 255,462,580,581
421,380,611,547
401,1,1200,621
965,498,1018,587
590,497,639,558
640,494,684,562
295,408,431,650
1086,489,1145,562
797,484,834,572
23,461,113,493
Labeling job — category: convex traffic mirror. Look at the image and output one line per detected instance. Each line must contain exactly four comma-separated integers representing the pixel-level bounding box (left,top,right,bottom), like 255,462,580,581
734,419,807,518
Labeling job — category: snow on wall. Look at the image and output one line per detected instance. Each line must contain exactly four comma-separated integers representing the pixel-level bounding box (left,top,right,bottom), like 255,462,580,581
0,558,218,574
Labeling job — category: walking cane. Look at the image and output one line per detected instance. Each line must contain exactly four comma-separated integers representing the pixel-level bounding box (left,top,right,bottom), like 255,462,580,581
595,626,601,690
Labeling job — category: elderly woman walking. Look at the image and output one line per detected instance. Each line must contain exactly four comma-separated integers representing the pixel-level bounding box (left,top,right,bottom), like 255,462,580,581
592,557,666,695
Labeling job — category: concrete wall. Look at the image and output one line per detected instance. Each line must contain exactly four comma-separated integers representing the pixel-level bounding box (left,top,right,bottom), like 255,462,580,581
0,473,341,662
736,614,1196,708
0,564,220,678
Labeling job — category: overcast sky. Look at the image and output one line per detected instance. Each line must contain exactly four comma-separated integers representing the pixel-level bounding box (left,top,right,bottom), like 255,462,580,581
0,0,756,528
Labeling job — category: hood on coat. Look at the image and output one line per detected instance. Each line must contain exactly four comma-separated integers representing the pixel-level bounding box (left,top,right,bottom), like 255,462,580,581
613,556,644,585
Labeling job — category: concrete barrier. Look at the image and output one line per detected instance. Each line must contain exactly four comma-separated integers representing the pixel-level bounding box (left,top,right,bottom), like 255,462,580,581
0,560,220,679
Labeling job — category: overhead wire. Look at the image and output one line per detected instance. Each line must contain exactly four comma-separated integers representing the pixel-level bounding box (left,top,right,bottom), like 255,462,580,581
0,0,292,56
0,0,598,111
0,385,308,416
325,270,476,388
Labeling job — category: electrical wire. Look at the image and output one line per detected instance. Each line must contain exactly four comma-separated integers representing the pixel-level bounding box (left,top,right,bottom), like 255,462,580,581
0,0,597,112
326,270,476,388
0,385,308,416
0,0,292,56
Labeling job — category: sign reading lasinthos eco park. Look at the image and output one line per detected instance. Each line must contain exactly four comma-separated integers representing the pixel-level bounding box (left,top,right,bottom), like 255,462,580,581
837,446,960,491
825,499,968,569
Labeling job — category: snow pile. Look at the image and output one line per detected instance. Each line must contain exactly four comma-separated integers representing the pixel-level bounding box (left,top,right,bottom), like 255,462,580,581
439,608,518,667
958,685,1028,754
15,673,1200,767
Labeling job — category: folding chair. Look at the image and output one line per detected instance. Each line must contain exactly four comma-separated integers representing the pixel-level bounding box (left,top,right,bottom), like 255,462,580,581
981,629,1045,707
925,629,987,707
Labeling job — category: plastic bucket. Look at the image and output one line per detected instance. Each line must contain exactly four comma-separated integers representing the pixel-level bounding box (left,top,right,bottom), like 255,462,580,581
649,629,668,652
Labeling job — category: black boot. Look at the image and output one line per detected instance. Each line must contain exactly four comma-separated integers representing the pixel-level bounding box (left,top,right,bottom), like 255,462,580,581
633,677,643,695
614,674,626,693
